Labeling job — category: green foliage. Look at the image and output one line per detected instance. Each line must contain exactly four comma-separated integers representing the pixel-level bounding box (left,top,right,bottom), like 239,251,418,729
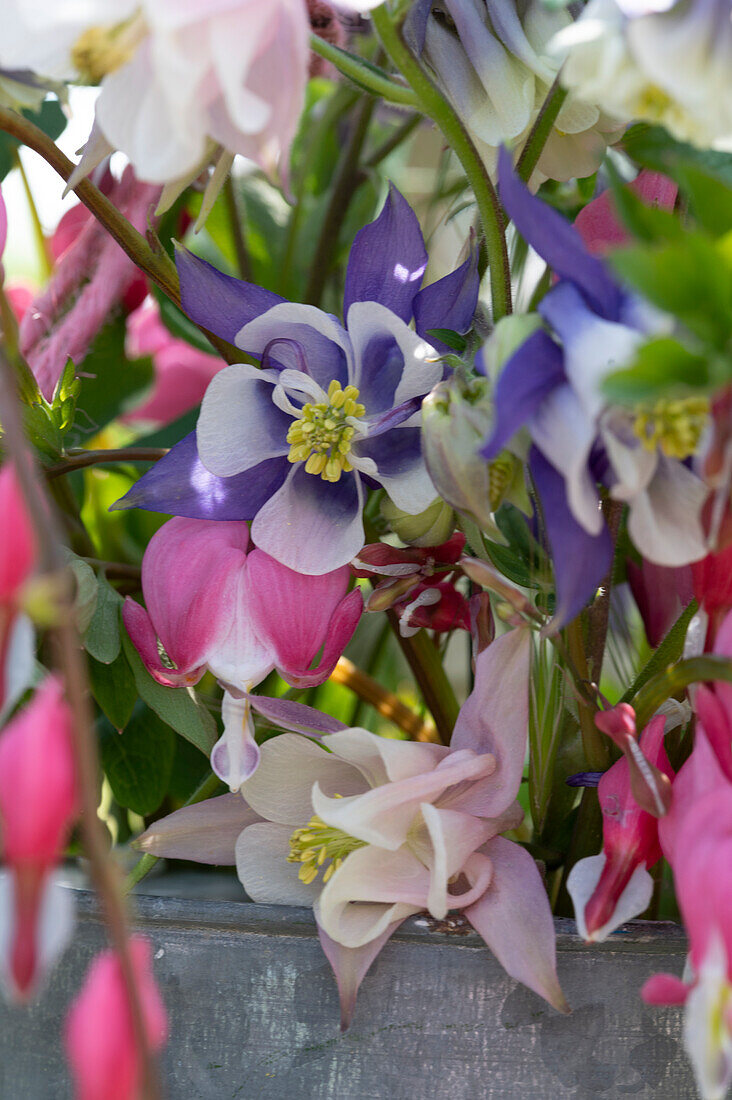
88,651,137,730
82,575,123,664
100,702,176,815
68,318,154,447
0,99,66,179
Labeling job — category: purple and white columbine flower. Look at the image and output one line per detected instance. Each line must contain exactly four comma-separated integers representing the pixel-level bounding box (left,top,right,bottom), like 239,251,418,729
481,150,708,629
116,186,479,574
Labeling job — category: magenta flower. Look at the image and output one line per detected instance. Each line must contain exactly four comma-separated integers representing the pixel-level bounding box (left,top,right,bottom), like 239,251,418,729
0,677,77,1000
0,462,37,723
64,936,167,1100
123,516,362,789
137,629,569,1028
567,713,674,942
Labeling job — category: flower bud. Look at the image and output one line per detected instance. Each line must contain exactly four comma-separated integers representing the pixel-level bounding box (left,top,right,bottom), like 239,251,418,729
422,375,523,534
380,496,454,548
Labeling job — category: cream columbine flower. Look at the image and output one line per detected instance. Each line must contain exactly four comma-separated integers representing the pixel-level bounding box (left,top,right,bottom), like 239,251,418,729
138,628,568,1028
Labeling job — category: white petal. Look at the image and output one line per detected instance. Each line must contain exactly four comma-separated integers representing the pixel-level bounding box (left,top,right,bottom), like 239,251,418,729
0,613,36,724
567,853,653,943
626,455,708,566
684,934,732,1100
210,692,261,792
0,871,75,1001
235,822,320,906
531,382,602,535
196,363,289,477
347,301,441,408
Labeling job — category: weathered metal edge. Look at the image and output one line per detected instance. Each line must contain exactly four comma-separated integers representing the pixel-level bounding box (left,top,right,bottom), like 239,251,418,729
70,887,688,956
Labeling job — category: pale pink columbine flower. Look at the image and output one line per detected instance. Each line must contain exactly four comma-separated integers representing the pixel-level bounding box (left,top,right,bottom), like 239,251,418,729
64,935,168,1100
0,462,38,723
139,629,568,1028
567,713,675,942
0,677,77,1000
123,516,362,789
123,300,222,428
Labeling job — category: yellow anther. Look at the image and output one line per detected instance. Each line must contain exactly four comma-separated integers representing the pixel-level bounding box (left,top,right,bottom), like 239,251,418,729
286,380,366,482
71,14,145,84
632,396,709,459
287,806,365,888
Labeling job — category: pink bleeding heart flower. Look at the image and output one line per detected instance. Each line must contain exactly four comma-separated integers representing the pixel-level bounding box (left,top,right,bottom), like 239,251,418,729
123,517,362,789
392,579,471,637
692,544,732,648
64,935,168,1100
568,714,674,942
0,676,77,1000
626,557,693,648
123,300,222,427
594,702,673,817
354,533,465,612
687,608,732,783
0,183,6,265
0,462,38,722
574,170,678,256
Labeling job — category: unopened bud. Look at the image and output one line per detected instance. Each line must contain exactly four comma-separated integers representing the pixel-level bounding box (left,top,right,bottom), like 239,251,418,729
366,575,420,612
461,556,540,621
380,496,455,547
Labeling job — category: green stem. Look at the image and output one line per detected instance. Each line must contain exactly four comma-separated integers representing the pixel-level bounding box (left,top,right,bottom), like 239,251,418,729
223,175,251,282
387,611,460,744
45,447,169,480
124,771,223,894
566,617,611,772
304,95,375,307
633,655,732,729
16,151,53,280
371,6,512,323
516,82,568,184
309,34,419,109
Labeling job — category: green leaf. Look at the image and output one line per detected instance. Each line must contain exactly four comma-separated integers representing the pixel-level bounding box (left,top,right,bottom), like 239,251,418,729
0,99,67,180
83,575,123,664
484,538,535,588
62,549,98,634
677,166,732,238
633,652,732,729
603,337,718,405
89,651,137,730
426,328,468,353
121,631,217,755
622,599,698,704
100,703,176,815
624,123,732,189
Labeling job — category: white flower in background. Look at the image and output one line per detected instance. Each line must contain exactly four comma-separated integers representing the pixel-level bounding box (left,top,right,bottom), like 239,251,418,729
0,0,312,186
554,0,732,150
415,0,623,184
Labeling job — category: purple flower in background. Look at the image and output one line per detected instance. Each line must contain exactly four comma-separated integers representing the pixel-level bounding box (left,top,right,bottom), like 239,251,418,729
481,150,707,629
117,187,479,574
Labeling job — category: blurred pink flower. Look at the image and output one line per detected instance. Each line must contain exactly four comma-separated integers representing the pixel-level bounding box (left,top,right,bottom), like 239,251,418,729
0,462,37,721
64,936,167,1100
123,516,362,789
574,170,677,255
124,300,222,427
0,677,77,999
568,714,674,942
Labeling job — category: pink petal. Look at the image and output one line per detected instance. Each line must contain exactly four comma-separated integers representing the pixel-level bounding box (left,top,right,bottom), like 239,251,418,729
465,836,569,1013
0,869,75,1001
574,171,677,256
122,598,201,687
135,793,259,864
641,972,690,1006
417,805,494,919
325,727,448,786
246,550,362,687
449,628,531,817
317,918,403,1031
0,462,37,603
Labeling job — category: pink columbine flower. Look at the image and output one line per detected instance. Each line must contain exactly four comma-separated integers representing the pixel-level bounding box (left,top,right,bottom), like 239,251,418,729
138,629,569,1028
0,677,77,999
567,714,674,942
124,300,222,428
123,517,362,789
64,935,168,1100
0,462,37,722
573,169,677,256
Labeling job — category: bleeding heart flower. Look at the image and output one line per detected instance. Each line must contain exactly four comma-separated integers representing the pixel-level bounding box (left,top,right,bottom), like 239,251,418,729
123,516,362,789
0,462,37,723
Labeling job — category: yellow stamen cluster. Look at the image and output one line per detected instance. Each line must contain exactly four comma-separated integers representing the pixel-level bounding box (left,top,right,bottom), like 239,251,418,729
287,800,365,886
488,451,517,511
632,396,709,459
71,15,145,84
635,84,674,121
286,380,366,483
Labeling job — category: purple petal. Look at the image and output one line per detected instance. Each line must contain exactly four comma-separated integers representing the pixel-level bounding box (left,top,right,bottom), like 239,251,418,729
403,0,433,53
317,919,403,1031
251,464,365,574
366,397,422,437
246,695,349,736
135,793,258,864
234,304,351,392
352,331,408,416
352,428,436,515
480,329,566,461
465,836,569,1013
176,247,286,344
413,247,480,354
497,148,622,321
449,628,531,818
344,185,427,324
530,447,613,632
113,432,289,519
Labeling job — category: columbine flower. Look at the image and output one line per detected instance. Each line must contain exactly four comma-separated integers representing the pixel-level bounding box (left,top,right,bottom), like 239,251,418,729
64,936,168,1100
138,629,569,1028
568,712,674,942
0,462,37,723
116,187,479,575
406,0,622,184
123,516,362,789
481,153,707,629
0,677,77,1000
553,0,732,152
